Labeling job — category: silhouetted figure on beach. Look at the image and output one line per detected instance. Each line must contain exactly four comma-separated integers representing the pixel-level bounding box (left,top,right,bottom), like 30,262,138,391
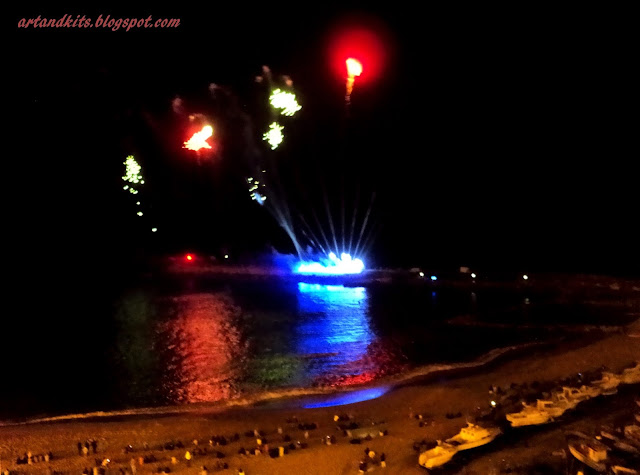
91,439,98,454
78,442,83,455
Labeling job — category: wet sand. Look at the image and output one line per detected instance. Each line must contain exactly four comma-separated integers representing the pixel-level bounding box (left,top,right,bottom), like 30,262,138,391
1,332,638,474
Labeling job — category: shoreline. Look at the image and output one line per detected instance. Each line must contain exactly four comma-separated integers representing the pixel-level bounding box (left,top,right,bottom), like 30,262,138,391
2,333,638,474
0,338,556,427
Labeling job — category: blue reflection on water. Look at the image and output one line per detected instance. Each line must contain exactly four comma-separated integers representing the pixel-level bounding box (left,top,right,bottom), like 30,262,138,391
302,386,391,408
295,283,373,378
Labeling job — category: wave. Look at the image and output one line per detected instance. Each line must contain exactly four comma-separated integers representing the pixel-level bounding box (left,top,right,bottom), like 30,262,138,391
0,340,549,427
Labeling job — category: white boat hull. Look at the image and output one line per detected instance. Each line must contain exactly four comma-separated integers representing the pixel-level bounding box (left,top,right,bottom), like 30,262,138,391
568,444,607,472
418,445,457,469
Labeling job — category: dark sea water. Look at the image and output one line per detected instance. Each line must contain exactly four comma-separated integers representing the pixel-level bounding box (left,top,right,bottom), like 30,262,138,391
2,274,634,422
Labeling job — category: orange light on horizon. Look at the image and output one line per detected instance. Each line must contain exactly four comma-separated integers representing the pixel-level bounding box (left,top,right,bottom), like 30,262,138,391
185,254,194,261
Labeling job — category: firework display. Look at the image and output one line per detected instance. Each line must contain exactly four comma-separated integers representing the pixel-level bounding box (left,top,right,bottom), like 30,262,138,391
296,252,365,275
129,45,382,272
122,155,144,195
269,89,302,116
183,125,213,151
248,177,267,205
345,57,362,105
122,155,157,232
262,122,284,150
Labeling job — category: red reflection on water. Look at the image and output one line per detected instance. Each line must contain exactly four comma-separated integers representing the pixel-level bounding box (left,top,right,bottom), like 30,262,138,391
159,293,246,403
330,372,376,387
313,340,410,388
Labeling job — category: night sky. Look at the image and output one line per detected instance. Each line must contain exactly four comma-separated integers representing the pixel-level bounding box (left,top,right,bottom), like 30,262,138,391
12,5,638,277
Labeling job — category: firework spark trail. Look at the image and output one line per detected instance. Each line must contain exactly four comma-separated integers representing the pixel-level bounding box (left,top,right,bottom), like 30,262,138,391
299,214,328,257
263,156,305,259
267,153,295,228
300,229,322,254
347,182,361,256
183,125,213,151
353,192,376,258
345,58,362,109
252,64,306,258
310,205,334,258
267,194,303,258
340,177,346,255
269,89,302,116
261,174,292,241
321,180,340,256
121,155,158,233
360,221,383,259
263,122,284,150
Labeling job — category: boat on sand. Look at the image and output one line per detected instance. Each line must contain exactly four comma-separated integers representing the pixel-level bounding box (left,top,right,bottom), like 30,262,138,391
418,442,458,469
506,403,553,427
568,436,609,472
620,362,640,384
445,423,501,450
591,372,621,395
557,385,600,402
623,425,640,447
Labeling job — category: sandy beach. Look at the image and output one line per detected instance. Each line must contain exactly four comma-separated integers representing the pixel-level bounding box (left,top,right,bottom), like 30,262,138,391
1,330,638,474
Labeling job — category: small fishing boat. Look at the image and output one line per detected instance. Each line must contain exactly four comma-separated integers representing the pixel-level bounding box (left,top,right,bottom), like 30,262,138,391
534,397,575,418
591,372,620,395
506,404,553,427
418,442,458,469
620,362,640,384
568,437,608,472
445,423,501,451
623,425,640,446
557,385,600,402
610,465,639,474
611,464,640,475
600,429,640,455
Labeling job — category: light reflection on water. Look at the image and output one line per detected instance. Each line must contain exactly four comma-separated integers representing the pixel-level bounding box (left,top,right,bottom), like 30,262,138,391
295,283,376,382
156,293,246,404
152,283,380,405
4,272,636,423
107,281,574,410
301,385,391,408
5,278,620,419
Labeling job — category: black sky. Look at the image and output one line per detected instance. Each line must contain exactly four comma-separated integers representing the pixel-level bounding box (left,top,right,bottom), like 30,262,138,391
12,5,638,276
